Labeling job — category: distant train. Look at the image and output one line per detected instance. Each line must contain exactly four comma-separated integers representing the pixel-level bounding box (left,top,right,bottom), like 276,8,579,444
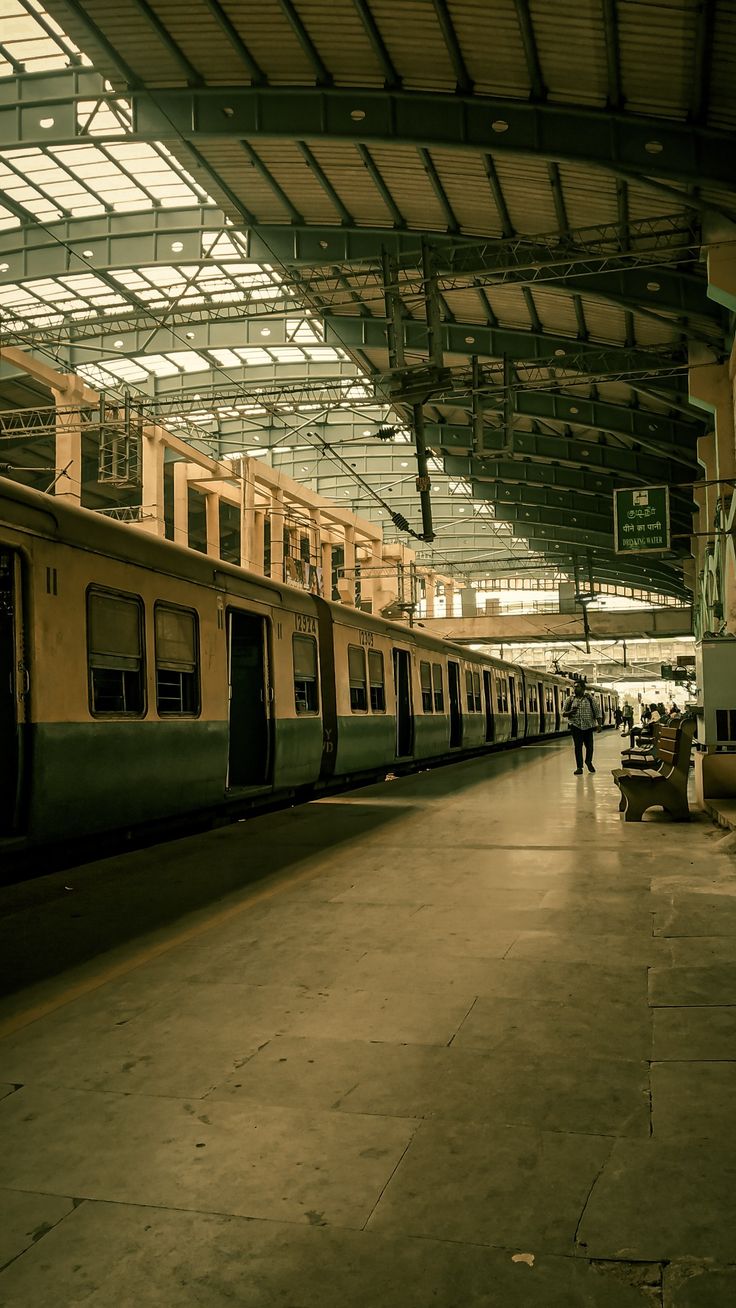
0,479,618,855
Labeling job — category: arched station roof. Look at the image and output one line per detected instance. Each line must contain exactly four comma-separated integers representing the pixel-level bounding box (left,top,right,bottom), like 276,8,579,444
1,0,734,599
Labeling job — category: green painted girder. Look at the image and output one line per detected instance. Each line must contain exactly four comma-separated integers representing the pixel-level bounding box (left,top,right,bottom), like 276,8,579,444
463,459,694,518
439,430,694,484
428,391,704,453
475,479,692,536
508,389,704,453
324,315,691,389
522,539,688,596
126,87,736,191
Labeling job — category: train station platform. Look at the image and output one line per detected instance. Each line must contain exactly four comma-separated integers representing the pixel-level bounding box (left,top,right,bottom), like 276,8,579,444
1,732,735,1307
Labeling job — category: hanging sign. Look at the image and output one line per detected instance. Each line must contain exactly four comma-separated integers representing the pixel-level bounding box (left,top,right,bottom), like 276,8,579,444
614,485,671,554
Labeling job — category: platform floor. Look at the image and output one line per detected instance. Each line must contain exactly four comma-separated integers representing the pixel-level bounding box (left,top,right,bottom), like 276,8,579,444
1,732,736,1306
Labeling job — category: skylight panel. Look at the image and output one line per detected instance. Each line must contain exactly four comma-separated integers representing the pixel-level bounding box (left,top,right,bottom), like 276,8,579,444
234,348,272,366
164,351,209,373
207,350,242,367
132,355,179,377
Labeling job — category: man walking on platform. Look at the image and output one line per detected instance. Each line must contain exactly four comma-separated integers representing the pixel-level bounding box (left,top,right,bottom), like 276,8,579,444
563,679,601,775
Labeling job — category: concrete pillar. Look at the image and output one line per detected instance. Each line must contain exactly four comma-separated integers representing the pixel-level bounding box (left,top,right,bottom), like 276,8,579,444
424,572,436,618
342,524,356,606
703,215,736,314
444,581,455,618
370,541,391,616
253,508,266,576
321,539,333,600
240,457,257,571
204,491,220,559
139,423,165,536
173,461,190,549
52,377,83,506
689,345,735,487
270,489,285,583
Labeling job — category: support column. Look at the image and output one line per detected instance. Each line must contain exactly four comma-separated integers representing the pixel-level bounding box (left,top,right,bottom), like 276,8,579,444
309,509,322,593
240,456,257,571
52,377,84,506
139,423,165,536
270,489,285,583
342,523,356,606
424,571,436,618
253,508,266,576
173,461,190,550
321,538,334,601
444,581,455,618
204,490,220,559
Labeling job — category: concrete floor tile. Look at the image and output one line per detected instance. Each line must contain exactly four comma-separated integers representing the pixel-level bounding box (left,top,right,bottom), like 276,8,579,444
651,1061,736,1139
368,1120,612,1254
0,1086,416,1229
661,936,736,965
286,987,475,1044
209,1035,650,1137
507,932,666,967
453,995,652,1060
576,1138,736,1261
649,964,736,1006
0,1189,75,1271
654,899,736,936
653,1006,736,1059
0,1201,660,1308
664,1264,736,1307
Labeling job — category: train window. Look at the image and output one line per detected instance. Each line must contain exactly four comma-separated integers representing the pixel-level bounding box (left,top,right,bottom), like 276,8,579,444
420,661,433,712
293,635,319,714
473,671,482,712
465,669,475,712
529,685,537,712
87,588,145,716
368,649,385,712
432,663,444,712
496,675,504,714
155,605,200,715
348,644,368,711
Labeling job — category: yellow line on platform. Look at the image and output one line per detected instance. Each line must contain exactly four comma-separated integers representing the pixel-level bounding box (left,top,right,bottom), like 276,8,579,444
0,860,321,1041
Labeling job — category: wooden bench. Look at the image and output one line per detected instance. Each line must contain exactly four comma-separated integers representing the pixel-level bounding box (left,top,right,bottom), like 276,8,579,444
612,719,696,822
620,721,660,771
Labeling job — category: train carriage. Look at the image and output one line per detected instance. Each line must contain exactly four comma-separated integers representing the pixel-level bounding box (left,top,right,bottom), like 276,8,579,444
0,479,618,859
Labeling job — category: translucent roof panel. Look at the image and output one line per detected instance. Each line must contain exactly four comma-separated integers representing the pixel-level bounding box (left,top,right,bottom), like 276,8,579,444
0,0,91,77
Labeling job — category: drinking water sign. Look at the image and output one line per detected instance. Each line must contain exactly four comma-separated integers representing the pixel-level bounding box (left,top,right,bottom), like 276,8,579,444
614,486,671,554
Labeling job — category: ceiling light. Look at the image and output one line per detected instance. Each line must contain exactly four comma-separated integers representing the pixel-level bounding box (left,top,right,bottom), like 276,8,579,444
171,241,184,252
260,328,271,337
350,109,366,121
491,119,509,133
113,339,124,348
39,116,55,129
82,249,94,258
646,281,661,292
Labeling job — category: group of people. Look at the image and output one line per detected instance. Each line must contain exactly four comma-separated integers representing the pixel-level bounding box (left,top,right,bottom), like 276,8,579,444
562,680,684,777
618,700,682,748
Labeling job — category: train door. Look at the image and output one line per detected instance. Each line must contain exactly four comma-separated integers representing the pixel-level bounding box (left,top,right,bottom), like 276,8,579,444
393,647,413,757
0,550,27,834
483,669,494,742
448,660,462,747
509,673,519,738
227,609,271,787
538,681,545,733
553,686,561,731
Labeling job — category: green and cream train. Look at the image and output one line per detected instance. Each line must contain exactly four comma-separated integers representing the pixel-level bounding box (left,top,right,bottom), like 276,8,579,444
0,479,618,856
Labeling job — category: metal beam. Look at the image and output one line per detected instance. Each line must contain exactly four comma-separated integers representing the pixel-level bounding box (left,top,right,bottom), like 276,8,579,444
431,0,474,94
513,0,546,101
116,87,736,191
324,315,693,381
352,0,402,90
278,0,333,86
201,0,268,86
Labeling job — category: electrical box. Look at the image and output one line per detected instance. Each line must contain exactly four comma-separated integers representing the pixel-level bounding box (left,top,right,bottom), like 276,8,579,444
696,638,736,753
